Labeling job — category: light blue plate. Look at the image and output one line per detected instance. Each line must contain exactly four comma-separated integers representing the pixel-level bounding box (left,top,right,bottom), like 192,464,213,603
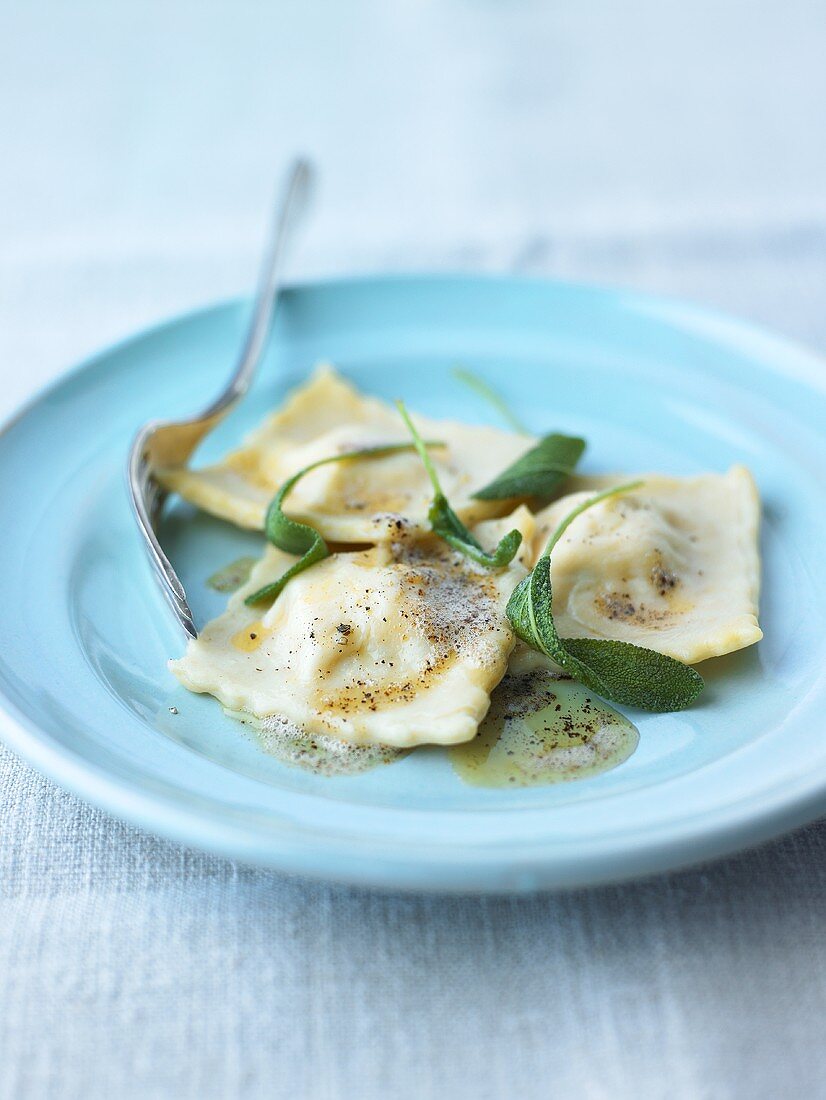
1,275,825,892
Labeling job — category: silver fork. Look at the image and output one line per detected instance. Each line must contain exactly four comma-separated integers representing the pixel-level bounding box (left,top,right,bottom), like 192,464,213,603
128,158,314,639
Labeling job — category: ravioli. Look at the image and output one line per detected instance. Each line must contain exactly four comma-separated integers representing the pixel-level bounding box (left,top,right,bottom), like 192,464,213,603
158,365,531,542
528,466,762,664
171,509,535,748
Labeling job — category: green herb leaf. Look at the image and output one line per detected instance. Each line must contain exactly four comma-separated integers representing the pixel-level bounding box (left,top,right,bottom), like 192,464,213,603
557,637,703,712
473,432,586,501
506,483,704,712
451,367,586,501
395,400,522,569
245,442,438,607
452,366,528,433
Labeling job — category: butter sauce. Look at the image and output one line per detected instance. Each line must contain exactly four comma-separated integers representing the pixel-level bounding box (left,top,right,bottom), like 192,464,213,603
450,671,638,787
231,620,269,652
228,673,637,782
206,556,258,593
237,711,407,776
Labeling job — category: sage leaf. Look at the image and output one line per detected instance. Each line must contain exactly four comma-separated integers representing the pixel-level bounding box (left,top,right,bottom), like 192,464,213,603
452,367,585,501
506,482,704,712
559,637,704,712
396,400,522,569
473,432,586,501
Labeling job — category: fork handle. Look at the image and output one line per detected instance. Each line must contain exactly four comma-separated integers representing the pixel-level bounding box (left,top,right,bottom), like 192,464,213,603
201,157,314,422
129,158,314,640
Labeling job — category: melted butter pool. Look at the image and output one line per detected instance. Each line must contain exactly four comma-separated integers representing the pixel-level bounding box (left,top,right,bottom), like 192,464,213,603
230,619,269,653
206,556,258,593
450,672,639,787
233,711,407,776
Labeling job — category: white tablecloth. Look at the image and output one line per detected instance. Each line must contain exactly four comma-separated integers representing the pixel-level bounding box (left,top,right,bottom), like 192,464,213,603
2,3,825,1097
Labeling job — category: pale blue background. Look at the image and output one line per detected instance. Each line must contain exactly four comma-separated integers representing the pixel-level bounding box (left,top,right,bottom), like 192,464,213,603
1,2,826,1097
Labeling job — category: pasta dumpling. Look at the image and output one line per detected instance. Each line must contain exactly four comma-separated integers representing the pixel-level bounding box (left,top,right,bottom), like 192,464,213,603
171,509,536,747
159,365,531,542
529,466,762,664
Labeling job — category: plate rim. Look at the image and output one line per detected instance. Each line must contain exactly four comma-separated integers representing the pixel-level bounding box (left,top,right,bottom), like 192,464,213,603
2,272,825,893
3,690,825,893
